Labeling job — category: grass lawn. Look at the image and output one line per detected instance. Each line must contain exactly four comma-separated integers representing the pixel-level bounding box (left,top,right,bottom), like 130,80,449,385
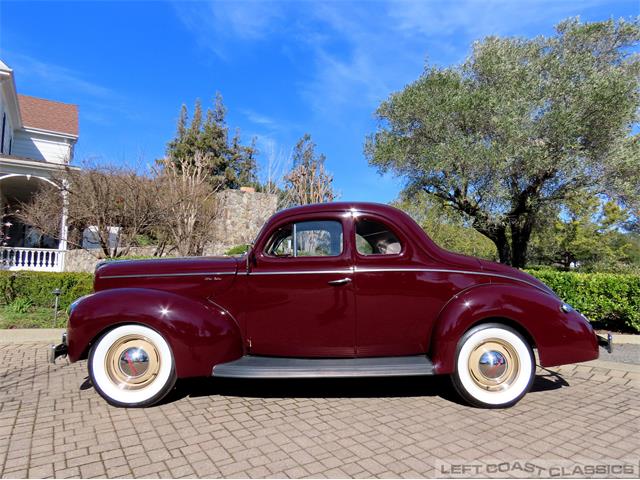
0,306,68,329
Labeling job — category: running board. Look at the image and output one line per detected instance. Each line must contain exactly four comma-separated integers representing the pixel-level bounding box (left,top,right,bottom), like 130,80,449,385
212,355,435,379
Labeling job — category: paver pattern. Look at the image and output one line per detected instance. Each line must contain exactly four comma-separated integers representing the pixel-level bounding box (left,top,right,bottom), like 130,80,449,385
0,344,638,478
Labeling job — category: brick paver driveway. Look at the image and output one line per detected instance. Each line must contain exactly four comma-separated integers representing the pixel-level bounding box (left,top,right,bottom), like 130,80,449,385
1,344,638,478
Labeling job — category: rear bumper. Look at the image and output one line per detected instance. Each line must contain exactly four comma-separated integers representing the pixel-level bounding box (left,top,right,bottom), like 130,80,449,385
48,332,68,363
596,332,613,354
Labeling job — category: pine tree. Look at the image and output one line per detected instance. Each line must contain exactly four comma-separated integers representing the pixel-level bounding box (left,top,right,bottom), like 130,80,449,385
165,93,259,190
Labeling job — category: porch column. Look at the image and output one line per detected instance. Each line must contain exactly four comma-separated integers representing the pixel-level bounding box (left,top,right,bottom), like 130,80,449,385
58,182,69,271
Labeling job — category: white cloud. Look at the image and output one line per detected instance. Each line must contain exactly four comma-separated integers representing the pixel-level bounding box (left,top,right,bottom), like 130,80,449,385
7,53,115,99
171,0,284,58
172,0,619,121
5,52,142,128
241,109,278,129
388,0,607,40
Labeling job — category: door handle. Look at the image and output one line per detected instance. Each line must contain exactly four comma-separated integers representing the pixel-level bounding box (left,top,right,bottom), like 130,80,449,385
328,278,352,286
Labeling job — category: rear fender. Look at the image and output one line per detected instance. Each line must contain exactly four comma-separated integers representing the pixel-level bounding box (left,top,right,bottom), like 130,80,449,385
67,288,243,378
429,283,598,374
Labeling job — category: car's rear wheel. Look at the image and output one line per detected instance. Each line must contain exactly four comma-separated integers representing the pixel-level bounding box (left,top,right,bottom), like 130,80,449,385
89,324,176,407
451,323,535,408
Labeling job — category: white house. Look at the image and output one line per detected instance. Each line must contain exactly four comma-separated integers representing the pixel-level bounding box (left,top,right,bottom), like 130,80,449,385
0,59,78,271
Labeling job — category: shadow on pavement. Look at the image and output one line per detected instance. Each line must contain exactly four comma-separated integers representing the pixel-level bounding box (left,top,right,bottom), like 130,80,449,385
76,370,570,407
160,371,570,407
162,374,468,406
530,368,570,393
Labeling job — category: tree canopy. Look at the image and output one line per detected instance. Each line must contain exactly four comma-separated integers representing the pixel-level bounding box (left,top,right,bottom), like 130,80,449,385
528,195,640,272
166,93,258,190
394,192,497,260
366,18,640,267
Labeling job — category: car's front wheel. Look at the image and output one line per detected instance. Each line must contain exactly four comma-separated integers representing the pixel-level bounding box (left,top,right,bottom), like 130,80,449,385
89,324,177,407
452,323,535,408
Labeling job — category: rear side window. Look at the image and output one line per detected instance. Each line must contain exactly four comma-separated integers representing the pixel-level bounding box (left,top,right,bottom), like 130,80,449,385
265,220,343,257
356,218,402,255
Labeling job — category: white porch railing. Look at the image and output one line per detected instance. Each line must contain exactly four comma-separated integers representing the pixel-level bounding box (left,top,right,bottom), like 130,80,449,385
0,247,65,272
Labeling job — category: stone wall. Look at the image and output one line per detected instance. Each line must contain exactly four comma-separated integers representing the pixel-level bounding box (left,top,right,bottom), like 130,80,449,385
63,189,278,272
208,189,279,254
63,246,165,273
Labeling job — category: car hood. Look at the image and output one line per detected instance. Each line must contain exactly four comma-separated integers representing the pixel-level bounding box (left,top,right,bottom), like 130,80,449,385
477,259,555,296
95,256,239,282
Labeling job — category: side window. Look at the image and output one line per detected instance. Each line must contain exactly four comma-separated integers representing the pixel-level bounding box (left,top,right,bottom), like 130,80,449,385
356,218,402,255
265,220,343,257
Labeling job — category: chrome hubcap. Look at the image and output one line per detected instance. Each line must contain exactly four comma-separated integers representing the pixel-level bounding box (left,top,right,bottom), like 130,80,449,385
119,347,150,378
478,350,508,379
468,338,520,391
105,335,160,390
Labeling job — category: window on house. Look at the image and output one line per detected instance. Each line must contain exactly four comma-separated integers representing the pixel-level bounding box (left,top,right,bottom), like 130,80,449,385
265,220,343,257
356,218,402,255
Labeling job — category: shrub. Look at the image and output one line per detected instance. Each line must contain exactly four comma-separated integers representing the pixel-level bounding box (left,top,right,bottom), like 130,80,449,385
8,297,33,314
0,269,638,334
225,244,250,256
526,270,640,333
0,271,94,311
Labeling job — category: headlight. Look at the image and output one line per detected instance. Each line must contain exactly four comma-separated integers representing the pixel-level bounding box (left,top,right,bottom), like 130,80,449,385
560,303,574,313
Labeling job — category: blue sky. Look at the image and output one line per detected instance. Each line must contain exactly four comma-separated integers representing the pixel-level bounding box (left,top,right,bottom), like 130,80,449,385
1,0,637,203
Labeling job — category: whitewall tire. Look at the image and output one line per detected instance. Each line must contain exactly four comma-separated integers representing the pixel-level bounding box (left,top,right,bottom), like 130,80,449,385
452,323,535,408
89,324,177,407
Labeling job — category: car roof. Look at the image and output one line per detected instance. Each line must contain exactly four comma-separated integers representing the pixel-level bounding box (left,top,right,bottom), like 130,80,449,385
271,201,402,221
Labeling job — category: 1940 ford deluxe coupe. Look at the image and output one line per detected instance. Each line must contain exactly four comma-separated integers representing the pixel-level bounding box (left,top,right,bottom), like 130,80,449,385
50,202,611,408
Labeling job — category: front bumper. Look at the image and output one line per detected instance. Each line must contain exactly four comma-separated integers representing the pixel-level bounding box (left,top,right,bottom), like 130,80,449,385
596,332,613,354
48,332,68,363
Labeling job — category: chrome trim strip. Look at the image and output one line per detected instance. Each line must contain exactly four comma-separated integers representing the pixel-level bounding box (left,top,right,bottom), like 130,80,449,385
249,269,353,276
101,266,549,294
100,271,236,279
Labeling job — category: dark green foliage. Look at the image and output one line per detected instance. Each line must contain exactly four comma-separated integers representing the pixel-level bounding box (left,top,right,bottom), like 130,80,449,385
225,244,250,256
528,196,640,272
166,93,259,190
0,272,94,311
8,297,33,314
527,269,640,333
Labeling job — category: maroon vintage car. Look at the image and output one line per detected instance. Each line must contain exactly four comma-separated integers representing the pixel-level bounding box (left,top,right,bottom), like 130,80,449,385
50,202,611,408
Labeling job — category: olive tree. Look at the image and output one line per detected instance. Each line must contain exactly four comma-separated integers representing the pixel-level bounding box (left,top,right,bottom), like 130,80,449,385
366,18,640,267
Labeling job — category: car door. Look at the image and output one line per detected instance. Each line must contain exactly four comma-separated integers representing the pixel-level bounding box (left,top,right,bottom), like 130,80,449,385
245,214,356,357
353,214,435,357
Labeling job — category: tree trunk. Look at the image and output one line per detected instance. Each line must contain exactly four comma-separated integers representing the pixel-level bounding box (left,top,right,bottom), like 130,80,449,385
494,228,511,265
471,220,511,264
510,216,534,269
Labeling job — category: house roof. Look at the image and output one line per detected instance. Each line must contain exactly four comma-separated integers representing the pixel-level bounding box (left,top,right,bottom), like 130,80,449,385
17,94,78,137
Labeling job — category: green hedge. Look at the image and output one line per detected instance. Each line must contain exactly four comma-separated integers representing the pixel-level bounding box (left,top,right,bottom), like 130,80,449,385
0,271,93,311
527,270,640,333
0,270,638,333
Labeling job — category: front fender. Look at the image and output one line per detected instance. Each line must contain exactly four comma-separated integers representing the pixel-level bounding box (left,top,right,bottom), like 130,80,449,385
429,283,598,374
67,288,244,378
